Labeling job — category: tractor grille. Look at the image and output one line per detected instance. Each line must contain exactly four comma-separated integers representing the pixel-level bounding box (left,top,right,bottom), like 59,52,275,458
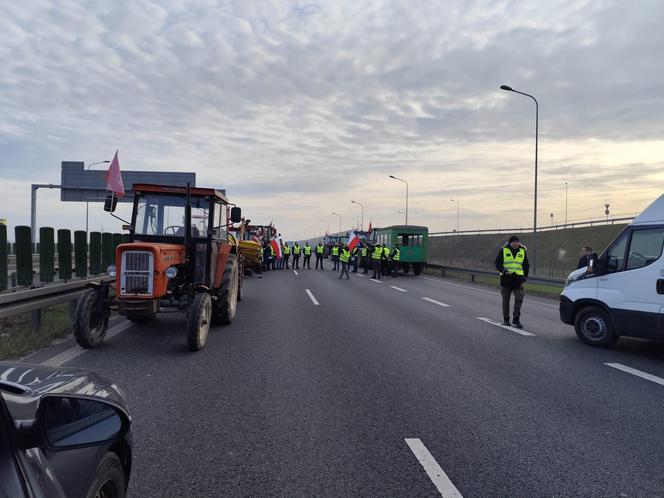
120,251,154,296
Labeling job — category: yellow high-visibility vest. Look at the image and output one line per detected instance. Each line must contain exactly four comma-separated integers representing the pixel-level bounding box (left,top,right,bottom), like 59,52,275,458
316,244,324,254
293,245,300,255
331,247,339,256
502,247,525,275
340,248,350,263
283,245,290,255
304,245,312,255
393,248,400,261
361,247,367,257
372,247,382,260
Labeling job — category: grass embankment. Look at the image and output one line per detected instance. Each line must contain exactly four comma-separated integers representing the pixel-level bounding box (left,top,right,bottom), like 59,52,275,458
424,268,563,299
0,304,72,360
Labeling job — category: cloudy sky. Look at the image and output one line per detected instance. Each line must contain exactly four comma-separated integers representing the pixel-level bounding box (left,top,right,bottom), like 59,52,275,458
1,0,663,240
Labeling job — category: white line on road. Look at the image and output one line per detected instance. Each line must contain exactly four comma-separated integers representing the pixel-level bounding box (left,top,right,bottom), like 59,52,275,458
356,273,365,277
476,317,535,336
605,363,664,386
421,297,450,307
405,438,463,498
293,270,299,275
305,288,320,306
41,320,133,367
369,279,382,284
390,286,408,292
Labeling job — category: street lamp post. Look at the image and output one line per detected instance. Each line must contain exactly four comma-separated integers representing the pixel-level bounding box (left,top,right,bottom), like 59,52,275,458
321,218,330,234
85,160,111,237
389,175,408,225
450,199,460,232
331,212,342,233
500,84,539,275
350,200,364,231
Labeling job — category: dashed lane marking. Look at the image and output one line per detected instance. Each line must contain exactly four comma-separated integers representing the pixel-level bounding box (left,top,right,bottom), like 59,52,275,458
421,297,451,308
476,317,535,336
390,286,408,292
369,279,383,284
293,270,299,275
605,363,664,387
405,438,464,497
41,320,133,367
305,288,320,306
356,273,365,277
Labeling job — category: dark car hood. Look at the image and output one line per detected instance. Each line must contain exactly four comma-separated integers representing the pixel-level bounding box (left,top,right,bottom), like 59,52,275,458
0,362,127,409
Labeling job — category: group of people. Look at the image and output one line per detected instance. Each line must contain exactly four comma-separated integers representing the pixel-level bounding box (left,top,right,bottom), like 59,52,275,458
259,239,402,280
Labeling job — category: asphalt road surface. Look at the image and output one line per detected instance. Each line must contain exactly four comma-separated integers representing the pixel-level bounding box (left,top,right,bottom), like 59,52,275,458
25,265,664,497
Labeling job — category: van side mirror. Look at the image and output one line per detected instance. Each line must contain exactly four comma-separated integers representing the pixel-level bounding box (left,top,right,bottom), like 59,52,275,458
103,195,118,213
230,207,242,223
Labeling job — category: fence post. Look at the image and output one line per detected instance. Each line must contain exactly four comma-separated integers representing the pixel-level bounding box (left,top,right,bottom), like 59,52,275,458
74,231,87,277
101,233,113,270
0,224,7,292
90,232,102,275
57,229,72,281
39,227,55,283
15,226,33,286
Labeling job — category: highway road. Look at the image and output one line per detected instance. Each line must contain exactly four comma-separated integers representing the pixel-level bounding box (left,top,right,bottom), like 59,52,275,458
24,266,664,497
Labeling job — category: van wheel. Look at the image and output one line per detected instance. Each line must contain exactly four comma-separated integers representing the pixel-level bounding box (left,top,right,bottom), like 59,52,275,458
574,306,617,347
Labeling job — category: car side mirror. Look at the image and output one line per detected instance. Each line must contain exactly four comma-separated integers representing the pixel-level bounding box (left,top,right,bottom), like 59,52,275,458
103,195,118,213
230,207,242,223
23,395,130,451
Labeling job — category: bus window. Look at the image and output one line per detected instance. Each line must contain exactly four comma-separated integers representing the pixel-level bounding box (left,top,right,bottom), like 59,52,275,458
398,233,423,247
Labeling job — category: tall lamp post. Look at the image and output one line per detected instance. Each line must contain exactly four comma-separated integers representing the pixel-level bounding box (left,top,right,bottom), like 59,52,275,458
500,84,539,274
86,160,111,237
389,175,408,225
350,200,364,231
321,218,330,234
450,199,460,232
331,212,342,233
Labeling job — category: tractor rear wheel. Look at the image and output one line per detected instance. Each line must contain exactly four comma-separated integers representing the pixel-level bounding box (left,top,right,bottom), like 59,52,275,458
74,289,109,349
187,292,212,351
213,254,239,325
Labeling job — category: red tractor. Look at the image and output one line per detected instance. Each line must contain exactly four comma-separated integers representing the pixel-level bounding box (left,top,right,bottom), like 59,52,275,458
74,183,243,351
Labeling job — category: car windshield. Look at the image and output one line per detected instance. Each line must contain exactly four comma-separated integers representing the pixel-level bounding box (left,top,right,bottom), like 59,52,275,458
134,194,209,237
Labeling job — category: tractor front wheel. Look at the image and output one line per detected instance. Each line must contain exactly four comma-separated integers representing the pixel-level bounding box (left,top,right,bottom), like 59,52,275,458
213,254,239,325
74,289,109,349
187,292,212,351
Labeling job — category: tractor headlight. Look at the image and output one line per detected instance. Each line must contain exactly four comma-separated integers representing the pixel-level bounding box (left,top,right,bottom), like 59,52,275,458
107,265,116,277
165,266,178,279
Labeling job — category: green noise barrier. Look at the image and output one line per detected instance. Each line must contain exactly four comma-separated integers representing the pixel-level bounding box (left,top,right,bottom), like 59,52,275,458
15,226,33,286
101,232,114,270
90,232,102,275
57,230,72,280
74,231,87,278
39,227,55,283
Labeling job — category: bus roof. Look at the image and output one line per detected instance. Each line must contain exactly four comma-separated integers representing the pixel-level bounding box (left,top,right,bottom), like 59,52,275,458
374,225,428,232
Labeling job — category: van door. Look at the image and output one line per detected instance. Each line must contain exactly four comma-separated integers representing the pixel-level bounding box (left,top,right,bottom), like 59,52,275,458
596,227,664,339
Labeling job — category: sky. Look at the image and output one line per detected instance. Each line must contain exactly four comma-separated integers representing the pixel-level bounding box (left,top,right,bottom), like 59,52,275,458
1,0,664,241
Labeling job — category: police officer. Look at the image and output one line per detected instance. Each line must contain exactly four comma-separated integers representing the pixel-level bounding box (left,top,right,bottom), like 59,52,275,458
331,244,340,271
495,235,529,328
292,242,301,269
350,244,359,273
381,245,390,276
339,245,351,280
371,243,383,279
391,244,400,277
315,242,325,270
361,243,369,274
303,242,312,269
282,242,291,269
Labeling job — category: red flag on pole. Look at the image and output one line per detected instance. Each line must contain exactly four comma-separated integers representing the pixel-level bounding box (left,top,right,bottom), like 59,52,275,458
105,150,125,197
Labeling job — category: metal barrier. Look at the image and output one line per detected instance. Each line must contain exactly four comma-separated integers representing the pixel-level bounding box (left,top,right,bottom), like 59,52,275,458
427,263,565,287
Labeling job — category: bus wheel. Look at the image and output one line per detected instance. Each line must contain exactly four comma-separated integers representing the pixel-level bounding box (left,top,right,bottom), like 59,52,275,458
574,306,617,348
413,263,422,276
401,263,410,274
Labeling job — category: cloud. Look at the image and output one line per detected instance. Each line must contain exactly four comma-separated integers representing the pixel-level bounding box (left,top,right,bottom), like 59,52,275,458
1,0,663,239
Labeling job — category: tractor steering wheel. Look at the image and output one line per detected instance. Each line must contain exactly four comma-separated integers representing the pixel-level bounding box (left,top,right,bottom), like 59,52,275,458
164,226,183,236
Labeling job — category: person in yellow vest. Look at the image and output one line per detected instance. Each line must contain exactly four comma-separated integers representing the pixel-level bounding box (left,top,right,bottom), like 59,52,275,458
331,244,340,271
495,235,530,328
303,242,312,269
391,244,401,277
371,243,383,280
339,245,351,280
292,242,301,269
350,244,359,273
315,242,325,270
282,242,291,269
361,244,369,274
381,245,390,276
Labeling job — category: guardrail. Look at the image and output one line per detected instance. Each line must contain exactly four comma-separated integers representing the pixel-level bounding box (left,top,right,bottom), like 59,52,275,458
427,263,565,288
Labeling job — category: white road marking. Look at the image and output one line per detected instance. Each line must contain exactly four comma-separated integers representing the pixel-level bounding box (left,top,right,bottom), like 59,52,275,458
369,279,382,284
390,286,408,292
41,320,133,367
405,438,463,498
476,317,535,336
293,270,299,275
418,275,558,309
605,363,664,386
356,273,365,277
305,288,320,306
421,297,450,308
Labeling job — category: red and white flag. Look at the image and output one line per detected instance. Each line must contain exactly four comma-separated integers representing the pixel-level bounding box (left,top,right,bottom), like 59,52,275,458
367,220,372,233
270,235,282,258
348,230,361,251
105,150,125,197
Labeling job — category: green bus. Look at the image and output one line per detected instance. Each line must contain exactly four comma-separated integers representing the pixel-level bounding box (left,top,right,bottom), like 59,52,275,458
371,225,428,275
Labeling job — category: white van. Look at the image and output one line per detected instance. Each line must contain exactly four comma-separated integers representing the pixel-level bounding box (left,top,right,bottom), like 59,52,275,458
560,194,664,347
